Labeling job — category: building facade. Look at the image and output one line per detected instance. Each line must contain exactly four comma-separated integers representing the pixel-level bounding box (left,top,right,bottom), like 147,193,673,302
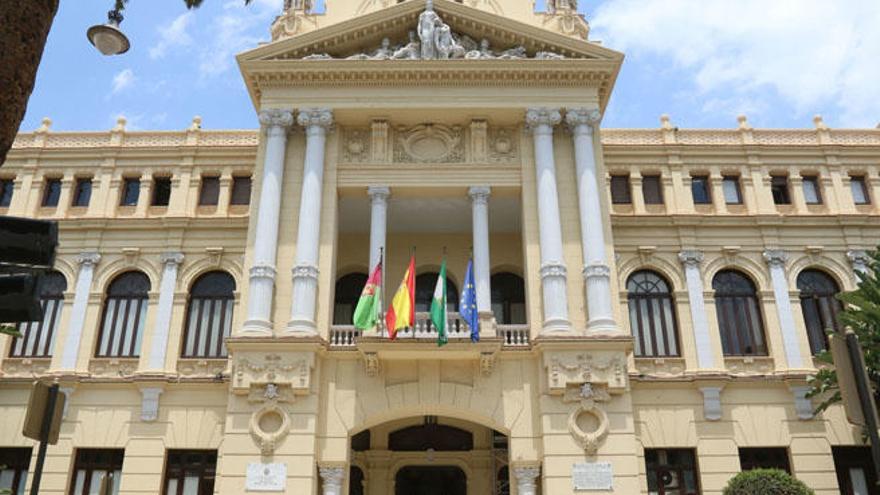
1,0,879,494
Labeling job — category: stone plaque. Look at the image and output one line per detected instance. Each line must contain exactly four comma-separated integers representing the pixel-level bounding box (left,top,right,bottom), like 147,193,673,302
572,462,613,491
246,462,286,492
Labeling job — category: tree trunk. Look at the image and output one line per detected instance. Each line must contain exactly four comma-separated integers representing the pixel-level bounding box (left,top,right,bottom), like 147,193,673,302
0,1,59,166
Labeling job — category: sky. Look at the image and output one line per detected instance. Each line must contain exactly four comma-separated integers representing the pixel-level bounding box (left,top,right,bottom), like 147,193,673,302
19,0,880,132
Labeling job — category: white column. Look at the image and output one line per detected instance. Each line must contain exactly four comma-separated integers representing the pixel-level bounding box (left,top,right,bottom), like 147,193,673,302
318,466,344,495
764,249,805,369
566,108,617,333
59,252,101,370
847,249,871,279
513,465,540,495
287,108,334,335
525,108,571,333
678,250,716,369
147,252,184,371
469,186,492,313
242,109,294,335
368,186,390,271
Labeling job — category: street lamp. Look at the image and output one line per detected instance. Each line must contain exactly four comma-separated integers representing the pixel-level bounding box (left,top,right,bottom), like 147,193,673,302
87,9,130,56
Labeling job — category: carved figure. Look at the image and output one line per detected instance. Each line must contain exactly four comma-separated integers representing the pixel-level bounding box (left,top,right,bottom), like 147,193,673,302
535,51,565,60
435,24,465,59
417,0,441,59
497,46,527,59
392,31,421,60
372,37,394,59
465,39,495,59
303,53,333,60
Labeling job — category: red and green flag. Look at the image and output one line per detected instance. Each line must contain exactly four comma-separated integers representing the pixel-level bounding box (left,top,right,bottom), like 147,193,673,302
352,261,382,331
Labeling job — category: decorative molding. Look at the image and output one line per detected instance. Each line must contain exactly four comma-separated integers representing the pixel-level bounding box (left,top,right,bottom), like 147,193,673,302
363,352,380,377
249,263,277,281
394,123,463,163
318,466,345,493
789,385,814,420
847,249,871,274
76,251,102,266
582,262,610,279
543,351,628,395
763,249,788,267
539,262,567,279
160,251,185,267
479,351,495,376
88,358,138,378
525,107,562,131
249,402,292,456
343,127,370,162
233,353,314,394
139,387,164,422
565,107,601,134
468,185,491,204
634,357,686,378
512,465,541,495
258,109,295,130
700,386,723,421
297,108,334,130
1,358,51,377
177,358,227,377
292,263,319,281
487,127,518,163
678,250,704,267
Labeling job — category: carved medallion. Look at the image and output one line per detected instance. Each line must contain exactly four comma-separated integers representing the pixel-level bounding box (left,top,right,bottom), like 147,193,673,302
394,124,464,163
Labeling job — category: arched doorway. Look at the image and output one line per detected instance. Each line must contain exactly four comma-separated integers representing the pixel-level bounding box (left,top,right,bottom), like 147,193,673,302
395,466,466,495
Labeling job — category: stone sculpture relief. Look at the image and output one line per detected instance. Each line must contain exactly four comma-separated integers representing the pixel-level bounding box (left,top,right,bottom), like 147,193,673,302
394,123,464,163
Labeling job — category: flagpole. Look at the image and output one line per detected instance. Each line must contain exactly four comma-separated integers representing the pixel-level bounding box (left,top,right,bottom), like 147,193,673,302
379,246,385,337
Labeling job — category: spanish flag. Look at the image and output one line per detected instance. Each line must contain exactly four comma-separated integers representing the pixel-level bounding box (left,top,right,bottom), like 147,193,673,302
386,255,415,339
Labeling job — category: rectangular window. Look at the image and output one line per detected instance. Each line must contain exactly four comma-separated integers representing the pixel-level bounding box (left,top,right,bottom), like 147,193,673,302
851,176,870,205
610,175,632,204
199,176,220,206
72,178,92,207
70,449,124,495
833,446,878,495
42,178,61,207
691,175,711,204
0,179,14,207
802,176,822,204
739,447,791,473
645,449,700,495
230,176,252,205
722,176,742,204
163,450,217,495
0,447,31,495
771,175,791,205
120,178,140,206
642,175,664,205
152,176,172,207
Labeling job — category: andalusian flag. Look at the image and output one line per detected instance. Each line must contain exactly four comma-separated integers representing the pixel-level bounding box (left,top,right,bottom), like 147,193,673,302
352,261,382,331
430,258,448,346
385,255,415,339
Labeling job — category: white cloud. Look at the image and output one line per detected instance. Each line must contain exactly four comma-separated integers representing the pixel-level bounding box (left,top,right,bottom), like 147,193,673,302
592,0,880,126
150,12,194,60
197,0,283,78
111,69,135,94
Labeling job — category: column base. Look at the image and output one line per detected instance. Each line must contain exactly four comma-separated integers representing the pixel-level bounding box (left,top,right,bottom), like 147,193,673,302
540,317,572,334
283,318,319,336
586,317,621,336
478,311,496,338
240,319,274,337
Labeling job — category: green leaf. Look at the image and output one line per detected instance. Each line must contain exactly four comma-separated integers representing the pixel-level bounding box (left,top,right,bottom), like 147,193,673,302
0,325,22,338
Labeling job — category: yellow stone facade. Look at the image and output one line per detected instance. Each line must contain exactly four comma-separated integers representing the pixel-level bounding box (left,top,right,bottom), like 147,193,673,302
1,1,879,494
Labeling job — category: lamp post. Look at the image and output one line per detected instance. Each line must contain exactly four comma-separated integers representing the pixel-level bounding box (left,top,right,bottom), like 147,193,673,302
87,8,130,56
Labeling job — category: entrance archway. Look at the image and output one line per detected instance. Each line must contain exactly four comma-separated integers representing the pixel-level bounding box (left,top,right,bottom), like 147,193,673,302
395,466,466,495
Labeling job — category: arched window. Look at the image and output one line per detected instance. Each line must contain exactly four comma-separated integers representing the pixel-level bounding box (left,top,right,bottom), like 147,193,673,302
713,270,767,356
627,270,679,357
10,271,66,358
97,271,150,358
389,421,473,451
491,272,526,324
414,273,458,313
182,271,235,358
797,269,842,355
349,466,365,495
334,273,368,325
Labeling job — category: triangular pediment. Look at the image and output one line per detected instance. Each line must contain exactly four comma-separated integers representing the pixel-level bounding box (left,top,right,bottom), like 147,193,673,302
240,0,621,62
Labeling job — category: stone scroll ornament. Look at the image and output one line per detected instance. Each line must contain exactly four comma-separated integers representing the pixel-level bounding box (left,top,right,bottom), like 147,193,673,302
299,0,566,61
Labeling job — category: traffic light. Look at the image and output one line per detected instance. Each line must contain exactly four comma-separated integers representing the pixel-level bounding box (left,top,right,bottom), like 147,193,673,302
0,216,58,324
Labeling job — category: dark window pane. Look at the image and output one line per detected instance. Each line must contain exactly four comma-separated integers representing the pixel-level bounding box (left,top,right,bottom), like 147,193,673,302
415,273,458,313
72,178,92,207
199,176,220,206
334,273,369,326
642,175,664,205
739,447,791,473
121,178,140,206
0,179,15,207
163,450,217,495
834,446,879,495
70,449,124,495
645,449,700,495
389,420,473,451
491,272,526,325
771,175,791,205
42,178,61,207
803,176,822,204
610,175,631,204
183,271,236,358
722,176,742,204
152,177,172,206
97,272,150,358
797,269,841,354
691,176,711,204
0,447,32,495
10,271,66,358
230,176,252,205
851,176,870,205
713,270,767,356
627,270,679,357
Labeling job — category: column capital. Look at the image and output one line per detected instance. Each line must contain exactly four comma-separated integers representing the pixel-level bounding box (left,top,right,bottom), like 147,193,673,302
525,107,562,133
258,108,295,129
76,251,101,266
847,249,871,270
292,263,319,280
468,185,491,203
565,107,602,134
249,263,277,280
763,249,788,267
582,262,610,279
297,108,334,129
367,185,390,202
678,249,704,267
540,262,567,279
160,251,185,266
318,465,345,489
512,464,541,488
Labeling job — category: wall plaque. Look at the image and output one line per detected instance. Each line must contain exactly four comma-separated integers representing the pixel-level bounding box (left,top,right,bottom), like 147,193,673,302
246,462,286,492
572,462,613,491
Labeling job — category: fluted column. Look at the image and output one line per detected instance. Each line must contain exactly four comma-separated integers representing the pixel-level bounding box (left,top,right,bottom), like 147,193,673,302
287,108,334,335
764,249,805,369
525,108,571,333
368,186,390,271
59,252,101,370
469,186,492,313
678,250,715,369
513,465,540,495
319,465,344,495
566,107,617,333
147,252,184,371
242,108,294,335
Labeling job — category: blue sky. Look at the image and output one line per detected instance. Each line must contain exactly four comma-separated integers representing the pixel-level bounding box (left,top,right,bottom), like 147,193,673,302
20,0,879,132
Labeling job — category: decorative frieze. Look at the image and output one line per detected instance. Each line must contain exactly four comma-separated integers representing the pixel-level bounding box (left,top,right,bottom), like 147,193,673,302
394,123,464,163
232,352,314,394
543,351,628,395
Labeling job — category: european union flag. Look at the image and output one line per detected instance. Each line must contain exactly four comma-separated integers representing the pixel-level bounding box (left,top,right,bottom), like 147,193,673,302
460,259,479,342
